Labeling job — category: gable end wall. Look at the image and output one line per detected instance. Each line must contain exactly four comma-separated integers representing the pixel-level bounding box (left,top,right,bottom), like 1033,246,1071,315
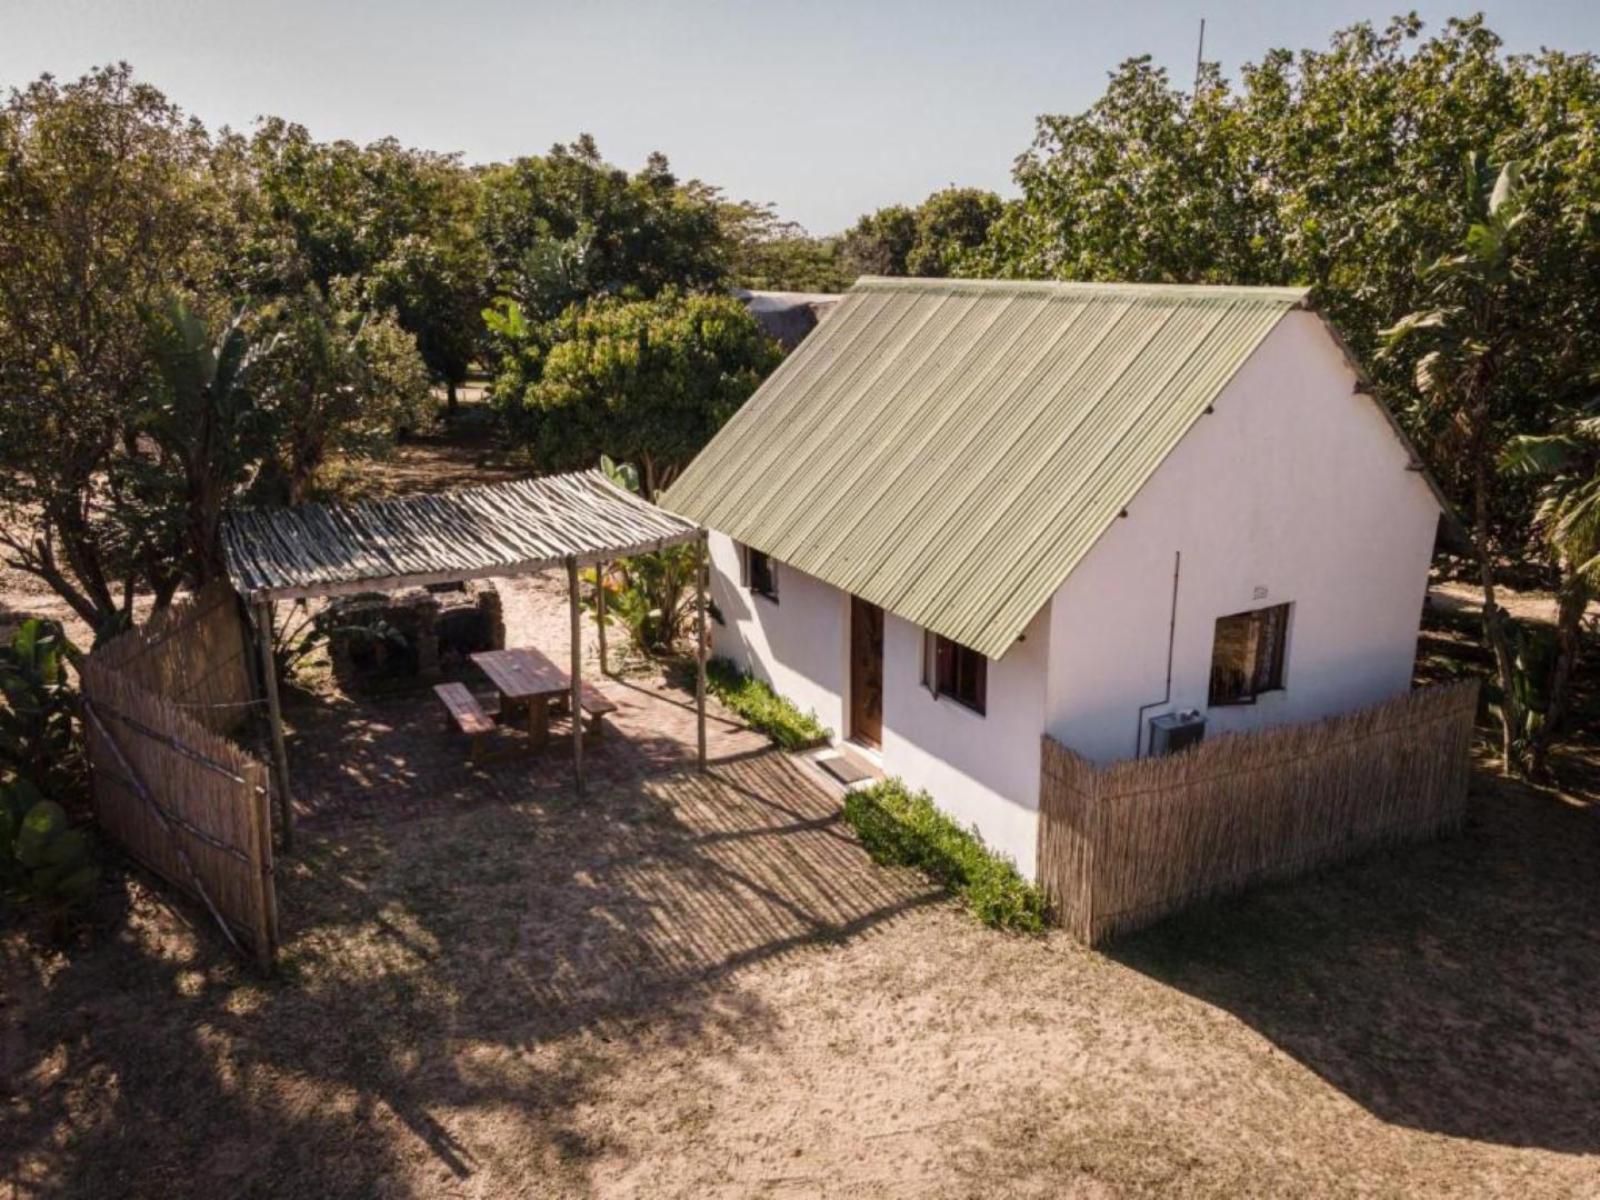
1043,310,1439,762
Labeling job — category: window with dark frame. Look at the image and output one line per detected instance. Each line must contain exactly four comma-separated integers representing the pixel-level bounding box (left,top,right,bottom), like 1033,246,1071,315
922,630,987,716
741,544,778,602
1208,602,1290,706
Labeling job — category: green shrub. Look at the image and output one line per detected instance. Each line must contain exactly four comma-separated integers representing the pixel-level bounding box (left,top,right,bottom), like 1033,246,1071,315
704,657,830,750
0,778,97,906
0,618,82,796
843,778,1049,933
0,620,98,914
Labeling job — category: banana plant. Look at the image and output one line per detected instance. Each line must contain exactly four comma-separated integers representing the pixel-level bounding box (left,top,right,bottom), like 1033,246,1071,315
0,620,96,910
0,778,97,905
1379,157,1535,773
1500,398,1600,775
0,618,81,795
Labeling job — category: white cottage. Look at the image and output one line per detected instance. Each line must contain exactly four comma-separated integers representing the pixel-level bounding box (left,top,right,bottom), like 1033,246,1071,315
662,277,1444,879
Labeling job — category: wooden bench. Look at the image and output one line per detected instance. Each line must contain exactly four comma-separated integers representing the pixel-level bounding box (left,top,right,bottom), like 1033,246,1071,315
434,682,496,761
577,683,619,739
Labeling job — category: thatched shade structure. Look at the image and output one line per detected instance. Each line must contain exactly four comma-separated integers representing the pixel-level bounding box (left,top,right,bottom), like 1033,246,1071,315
222,470,707,850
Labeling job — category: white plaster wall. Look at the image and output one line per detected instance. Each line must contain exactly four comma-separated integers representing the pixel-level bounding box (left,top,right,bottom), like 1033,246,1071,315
706,531,848,737
706,530,1051,878
880,606,1051,879
1045,310,1440,764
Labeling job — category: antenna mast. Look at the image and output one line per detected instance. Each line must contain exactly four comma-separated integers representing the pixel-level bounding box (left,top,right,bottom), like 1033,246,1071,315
1194,17,1207,97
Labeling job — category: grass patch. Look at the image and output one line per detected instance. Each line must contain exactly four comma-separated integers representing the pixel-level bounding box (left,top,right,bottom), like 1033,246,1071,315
704,656,831,750
843,778,1049,933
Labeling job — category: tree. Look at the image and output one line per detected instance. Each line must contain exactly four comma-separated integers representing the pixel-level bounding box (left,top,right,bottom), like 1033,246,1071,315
1380,160,1544,772
1501,400,1600,776
839,204,917,276
840,188,1003,280
252,286,432,504
0,65,220,635
136,298,275,586
720,200,852,293
476,138,729,322
905,188,1004,276
986,56,1280,284
504,291,781,497
246,120,487,408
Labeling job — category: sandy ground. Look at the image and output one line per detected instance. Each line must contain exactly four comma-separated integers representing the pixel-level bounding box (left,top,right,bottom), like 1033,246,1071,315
4,567,1598,1197
1429,578,1600,627
4,424,1598,1197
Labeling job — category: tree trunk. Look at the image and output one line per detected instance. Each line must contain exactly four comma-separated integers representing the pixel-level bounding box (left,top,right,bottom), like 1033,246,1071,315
640,453,658,503
1529,576,1590,779
1473,457,1522,774
446,378,458,415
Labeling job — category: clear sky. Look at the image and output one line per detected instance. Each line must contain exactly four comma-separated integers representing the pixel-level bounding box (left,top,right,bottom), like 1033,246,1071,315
3,1,1597,233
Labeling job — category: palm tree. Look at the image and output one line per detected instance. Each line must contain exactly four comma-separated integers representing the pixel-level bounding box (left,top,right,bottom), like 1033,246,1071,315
1500,400,1600,776
1380,157,1533,772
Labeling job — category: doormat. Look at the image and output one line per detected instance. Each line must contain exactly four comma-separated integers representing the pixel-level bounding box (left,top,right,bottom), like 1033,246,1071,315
816,750,874,786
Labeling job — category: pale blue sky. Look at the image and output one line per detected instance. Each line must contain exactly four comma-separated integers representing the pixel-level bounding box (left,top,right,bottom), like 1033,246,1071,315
3,1,1597,233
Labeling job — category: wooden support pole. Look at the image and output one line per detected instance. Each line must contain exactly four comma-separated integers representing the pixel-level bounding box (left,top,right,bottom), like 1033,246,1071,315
567,556,584,796
696,531,708,773
254,599,295,855
596,559,608,676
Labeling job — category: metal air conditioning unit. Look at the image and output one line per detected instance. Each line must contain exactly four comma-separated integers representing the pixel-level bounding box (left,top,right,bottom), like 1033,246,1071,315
1148,709,1206,757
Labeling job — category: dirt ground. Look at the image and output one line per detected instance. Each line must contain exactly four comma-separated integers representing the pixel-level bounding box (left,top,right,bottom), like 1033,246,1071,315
3,425,1598,1197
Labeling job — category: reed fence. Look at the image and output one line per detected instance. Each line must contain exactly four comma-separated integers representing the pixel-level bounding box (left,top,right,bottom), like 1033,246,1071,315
79,585,277,968
90,581,256,735
1037,681,1479,946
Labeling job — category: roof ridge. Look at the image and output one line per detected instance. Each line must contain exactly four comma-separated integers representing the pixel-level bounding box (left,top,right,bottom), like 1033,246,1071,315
850,276,1311,306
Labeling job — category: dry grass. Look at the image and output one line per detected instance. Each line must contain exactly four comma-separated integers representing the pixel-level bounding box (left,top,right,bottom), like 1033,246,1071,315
3,726,1597,1198
3,427,1598,1197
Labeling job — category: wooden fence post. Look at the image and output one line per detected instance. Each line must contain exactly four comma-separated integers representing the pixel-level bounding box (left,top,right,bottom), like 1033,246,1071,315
696,532,708,773
568,556,584,796
254,599,295,855
596,560,608,676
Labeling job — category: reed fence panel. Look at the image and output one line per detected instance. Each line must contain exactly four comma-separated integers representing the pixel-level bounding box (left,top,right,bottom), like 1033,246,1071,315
1038,681,1479,946
79,584,276,968
91,581,256,735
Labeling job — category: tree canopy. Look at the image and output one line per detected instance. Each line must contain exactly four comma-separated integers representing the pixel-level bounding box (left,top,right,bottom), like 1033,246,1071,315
979,15,1600,773
494,290,781,498
840,187,1003,279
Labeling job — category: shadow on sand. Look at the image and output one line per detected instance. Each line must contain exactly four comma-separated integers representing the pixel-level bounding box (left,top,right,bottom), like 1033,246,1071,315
1109,759,1600,1154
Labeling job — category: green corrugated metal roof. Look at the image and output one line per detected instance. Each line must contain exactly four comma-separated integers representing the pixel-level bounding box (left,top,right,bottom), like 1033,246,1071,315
662,276,1309,659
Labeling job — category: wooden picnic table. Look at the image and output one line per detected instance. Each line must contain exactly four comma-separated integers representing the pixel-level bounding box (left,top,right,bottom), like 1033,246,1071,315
471,647,570,747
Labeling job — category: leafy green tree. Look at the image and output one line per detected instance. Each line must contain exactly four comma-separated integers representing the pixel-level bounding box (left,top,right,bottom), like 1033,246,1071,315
905,188,1005,276
252,285,432,504
839,203,918,276
477,138,728,322
505,291,780,497
135,298,276,586
1381,160,1544,771
840,188,1003,280
1501,401,1600,775
986,57,1280,284
0,65,221,634
720,200,852,293
986,16,1600,397
246,119,487,406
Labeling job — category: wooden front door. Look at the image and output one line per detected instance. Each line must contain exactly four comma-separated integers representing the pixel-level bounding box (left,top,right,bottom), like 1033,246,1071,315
850,597,884,747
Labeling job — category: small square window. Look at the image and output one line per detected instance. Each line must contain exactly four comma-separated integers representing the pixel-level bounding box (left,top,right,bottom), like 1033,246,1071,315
1209,603,1290,706
922,630,987,716
740,544,778,602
